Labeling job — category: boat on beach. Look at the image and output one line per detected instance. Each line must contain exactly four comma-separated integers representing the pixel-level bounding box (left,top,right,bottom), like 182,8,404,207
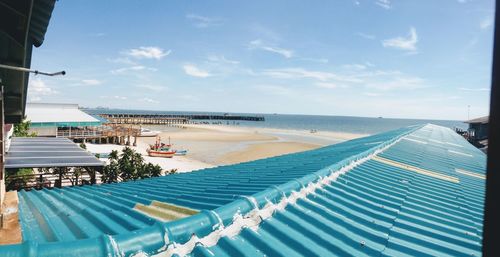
174,150,188,156
147,137,175,158
147,149,175,158
139,128,160,137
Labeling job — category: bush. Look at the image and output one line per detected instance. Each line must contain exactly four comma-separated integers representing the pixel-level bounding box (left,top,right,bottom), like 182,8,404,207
13,118,37,137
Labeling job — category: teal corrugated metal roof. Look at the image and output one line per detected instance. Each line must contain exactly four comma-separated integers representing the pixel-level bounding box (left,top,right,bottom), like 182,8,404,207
0,124,485,257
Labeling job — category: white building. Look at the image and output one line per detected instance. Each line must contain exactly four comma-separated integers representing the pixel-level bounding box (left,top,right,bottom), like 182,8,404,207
25,103,102,137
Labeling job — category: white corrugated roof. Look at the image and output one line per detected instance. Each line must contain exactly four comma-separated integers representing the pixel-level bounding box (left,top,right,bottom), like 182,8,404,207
26,103,100,123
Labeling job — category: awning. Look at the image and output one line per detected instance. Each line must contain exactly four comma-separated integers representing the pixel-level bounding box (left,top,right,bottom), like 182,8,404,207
0,0,57,123
5,137,104,169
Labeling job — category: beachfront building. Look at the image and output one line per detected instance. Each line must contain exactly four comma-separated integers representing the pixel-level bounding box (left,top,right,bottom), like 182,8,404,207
0,124,486,256
25,103,102,137
465,116,489,149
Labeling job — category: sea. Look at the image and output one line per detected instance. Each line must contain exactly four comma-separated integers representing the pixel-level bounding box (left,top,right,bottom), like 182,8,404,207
84,109,466,135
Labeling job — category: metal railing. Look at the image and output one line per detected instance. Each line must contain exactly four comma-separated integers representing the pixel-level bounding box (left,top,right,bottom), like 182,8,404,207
57,129,103,138
5,170,101,191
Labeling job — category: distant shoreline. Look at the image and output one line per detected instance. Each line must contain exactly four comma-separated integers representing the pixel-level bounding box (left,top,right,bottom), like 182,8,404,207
85,124,366,173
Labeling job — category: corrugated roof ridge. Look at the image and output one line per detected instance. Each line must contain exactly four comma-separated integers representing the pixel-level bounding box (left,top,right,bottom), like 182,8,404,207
161,125,422,256
379,125,484,257
0,124,423,256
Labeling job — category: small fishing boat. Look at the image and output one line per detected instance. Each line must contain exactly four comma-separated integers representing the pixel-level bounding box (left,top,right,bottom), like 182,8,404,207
147,137,175,158
174,150,188,156
139,128,160,137
147,148,175,158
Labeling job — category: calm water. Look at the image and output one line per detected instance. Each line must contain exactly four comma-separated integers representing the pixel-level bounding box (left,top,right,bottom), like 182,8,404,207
84,109,466,135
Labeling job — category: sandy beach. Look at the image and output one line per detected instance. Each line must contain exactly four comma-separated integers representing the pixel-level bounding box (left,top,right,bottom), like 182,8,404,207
85,124,367,173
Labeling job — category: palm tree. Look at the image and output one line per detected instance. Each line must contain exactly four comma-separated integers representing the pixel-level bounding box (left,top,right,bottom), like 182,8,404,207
101,150,120,183
109,150,119,161
119,147,142,181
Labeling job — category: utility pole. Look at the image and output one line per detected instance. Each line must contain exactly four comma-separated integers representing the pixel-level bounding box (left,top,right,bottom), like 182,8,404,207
468,105,470,120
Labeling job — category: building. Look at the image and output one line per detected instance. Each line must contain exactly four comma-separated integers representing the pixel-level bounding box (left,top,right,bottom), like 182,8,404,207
25,103,102,137
0,124,486,256
465,116,489,149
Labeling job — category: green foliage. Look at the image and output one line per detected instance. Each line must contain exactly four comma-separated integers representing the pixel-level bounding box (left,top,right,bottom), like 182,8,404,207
13,118,37,137
79,142,87,149
5,168,35,191
100,148,164,183
139,163,163,179
118,147,139,181
101,150,120,183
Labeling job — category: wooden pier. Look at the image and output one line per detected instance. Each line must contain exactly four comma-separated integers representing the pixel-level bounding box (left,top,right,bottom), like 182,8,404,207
57,125,141,146
98,113,265,125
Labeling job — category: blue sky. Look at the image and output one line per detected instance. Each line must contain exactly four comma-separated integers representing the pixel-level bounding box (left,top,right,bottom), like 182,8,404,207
28,0,494,120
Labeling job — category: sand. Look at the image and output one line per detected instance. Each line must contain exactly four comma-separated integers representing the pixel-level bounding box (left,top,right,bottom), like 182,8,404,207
85,124,366,173
85,142,215,173
217,142,320,165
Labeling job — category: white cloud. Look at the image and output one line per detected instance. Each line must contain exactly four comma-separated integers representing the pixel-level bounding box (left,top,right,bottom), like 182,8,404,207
480,17,494,30
366,76,425,90
375,0,391,9
82,79,102,86
29,96,42,102
254,85,292,95
262,68,362,83
316,82,339,89
111,65,157,74
139,97,159,104
357,32,376,40
300,57,329,63
365,61,375,67
28,78,57,102
100,95,127,100
382,27,418,52
179,94,200,101
136,84,166,91
125,46,171,60
207,54,239,64
364,92,381,97
183,64,212,78
186,14,223,28
459,87,490,91
343,64,367,70
249,39,293,58
107,57,137,65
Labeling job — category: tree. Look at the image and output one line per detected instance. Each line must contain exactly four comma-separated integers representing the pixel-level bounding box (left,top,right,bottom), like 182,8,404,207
101,150,120,183
150,164,163,177
100,148,166,183
118,147,145,181
118,147,135,181
139,163,163,178
13,118,37,137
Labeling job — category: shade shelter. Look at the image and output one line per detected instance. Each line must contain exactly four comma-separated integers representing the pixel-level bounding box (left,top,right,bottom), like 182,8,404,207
4,137,104,189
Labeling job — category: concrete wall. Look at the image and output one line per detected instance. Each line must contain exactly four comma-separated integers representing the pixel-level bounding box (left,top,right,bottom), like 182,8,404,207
29,127,57,137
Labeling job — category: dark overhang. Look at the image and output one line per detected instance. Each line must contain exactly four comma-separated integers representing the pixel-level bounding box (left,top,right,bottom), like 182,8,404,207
5,137,104,169
0,0,56,123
